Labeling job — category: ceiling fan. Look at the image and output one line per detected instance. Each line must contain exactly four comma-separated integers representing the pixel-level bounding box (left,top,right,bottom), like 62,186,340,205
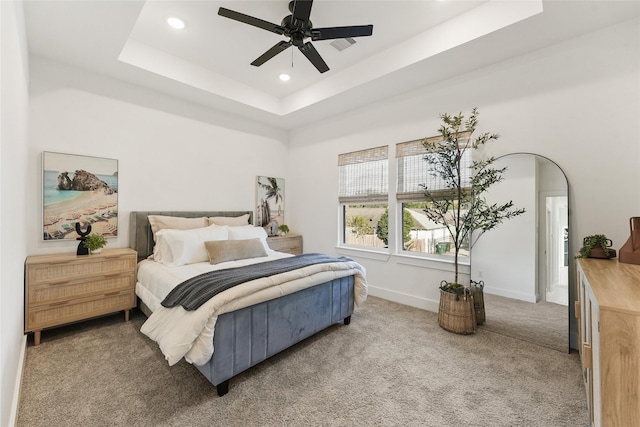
218,0,373,74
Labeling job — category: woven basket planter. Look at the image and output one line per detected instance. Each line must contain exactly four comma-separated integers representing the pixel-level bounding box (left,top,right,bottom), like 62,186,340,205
438,289,477,334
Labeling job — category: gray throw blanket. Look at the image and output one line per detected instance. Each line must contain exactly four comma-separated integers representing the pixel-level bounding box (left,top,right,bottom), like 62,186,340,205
161,253,353,311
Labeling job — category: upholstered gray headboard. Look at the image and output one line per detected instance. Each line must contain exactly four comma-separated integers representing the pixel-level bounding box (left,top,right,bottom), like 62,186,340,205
129,211,253,262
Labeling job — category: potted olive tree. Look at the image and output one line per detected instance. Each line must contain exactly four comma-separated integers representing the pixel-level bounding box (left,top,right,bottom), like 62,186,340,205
421,108,525,334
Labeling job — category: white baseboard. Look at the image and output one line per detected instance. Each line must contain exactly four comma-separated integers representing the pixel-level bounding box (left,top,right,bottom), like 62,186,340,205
484,286,537,303
9,335,27,427
367,285,439,313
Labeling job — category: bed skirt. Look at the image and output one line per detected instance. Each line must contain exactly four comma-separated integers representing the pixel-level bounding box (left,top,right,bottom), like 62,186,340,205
194,275,355,395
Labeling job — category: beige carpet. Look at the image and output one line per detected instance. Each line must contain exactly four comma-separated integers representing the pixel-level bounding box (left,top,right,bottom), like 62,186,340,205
481,293,569,353
17,296,588,427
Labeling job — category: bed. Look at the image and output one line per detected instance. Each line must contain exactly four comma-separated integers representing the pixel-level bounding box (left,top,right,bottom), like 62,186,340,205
129,211,367,396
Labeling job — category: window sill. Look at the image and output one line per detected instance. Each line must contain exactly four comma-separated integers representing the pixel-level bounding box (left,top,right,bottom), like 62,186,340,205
393,252,470,273
335,245,470,273
335,245,391,262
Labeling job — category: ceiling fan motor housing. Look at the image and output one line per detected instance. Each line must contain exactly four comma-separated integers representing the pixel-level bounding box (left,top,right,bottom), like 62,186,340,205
281,15,312,46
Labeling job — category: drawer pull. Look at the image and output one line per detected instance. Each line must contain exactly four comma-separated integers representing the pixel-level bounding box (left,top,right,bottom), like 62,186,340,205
49,300,70,306
48,279,71,285
103,272,122,278
104,291,121,297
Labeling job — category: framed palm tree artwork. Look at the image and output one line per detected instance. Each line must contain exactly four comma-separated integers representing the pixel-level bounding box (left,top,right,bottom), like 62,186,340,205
255,176,284,233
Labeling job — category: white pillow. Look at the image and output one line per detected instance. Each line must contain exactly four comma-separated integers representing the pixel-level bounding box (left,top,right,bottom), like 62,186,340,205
228,225,271,253
207,214,250,226
148,215,208,260
156,224,229,266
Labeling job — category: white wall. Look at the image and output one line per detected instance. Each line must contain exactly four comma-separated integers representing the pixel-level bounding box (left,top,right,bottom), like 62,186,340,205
288,18,640,322
27,57,290,256
1,1,29,425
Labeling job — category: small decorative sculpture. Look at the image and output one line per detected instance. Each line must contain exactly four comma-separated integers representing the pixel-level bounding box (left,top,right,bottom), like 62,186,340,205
270,220,279,237
75,222,91,255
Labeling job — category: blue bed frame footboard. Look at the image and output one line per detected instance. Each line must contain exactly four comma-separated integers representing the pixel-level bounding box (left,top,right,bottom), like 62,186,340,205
196,275,355,396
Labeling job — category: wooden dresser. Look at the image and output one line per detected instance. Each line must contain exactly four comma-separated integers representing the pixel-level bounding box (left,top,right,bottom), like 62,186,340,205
576,258,640,427
25,248,137,345
267,233,303,255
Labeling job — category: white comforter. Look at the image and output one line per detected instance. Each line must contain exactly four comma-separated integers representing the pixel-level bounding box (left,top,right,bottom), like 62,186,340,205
137,254,367,366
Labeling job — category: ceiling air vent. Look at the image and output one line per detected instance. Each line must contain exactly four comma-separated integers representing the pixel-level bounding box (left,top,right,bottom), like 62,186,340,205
330,38,356,52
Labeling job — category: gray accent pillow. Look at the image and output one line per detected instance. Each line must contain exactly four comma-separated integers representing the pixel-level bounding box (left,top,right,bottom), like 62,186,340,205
205,238,268,264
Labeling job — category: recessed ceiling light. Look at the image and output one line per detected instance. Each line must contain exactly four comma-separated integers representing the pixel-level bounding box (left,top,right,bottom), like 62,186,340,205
279,74,291,82
167,17,185,30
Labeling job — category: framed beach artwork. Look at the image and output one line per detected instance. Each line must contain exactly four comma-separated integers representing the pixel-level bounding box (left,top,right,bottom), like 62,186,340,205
42,152,118,241
255,176,284,234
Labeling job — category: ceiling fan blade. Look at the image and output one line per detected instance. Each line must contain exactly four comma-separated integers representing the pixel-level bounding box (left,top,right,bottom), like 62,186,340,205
251,41,292,67
311,25,373,41
218,7,285,35
298,42,329,73
291,0,313,23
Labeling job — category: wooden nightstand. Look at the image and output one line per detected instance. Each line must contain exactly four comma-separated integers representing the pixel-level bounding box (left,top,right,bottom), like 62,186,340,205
24,248,137,345
267,233,303,255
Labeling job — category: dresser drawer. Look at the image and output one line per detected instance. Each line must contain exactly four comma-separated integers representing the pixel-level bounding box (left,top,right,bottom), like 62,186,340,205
27,273,134,306
26,289,135,331
27,255,136,285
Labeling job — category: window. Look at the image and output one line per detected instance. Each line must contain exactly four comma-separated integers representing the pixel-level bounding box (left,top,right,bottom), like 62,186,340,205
337,134,473,259
396,136,471,257
401,201,469,257
338,146,388,248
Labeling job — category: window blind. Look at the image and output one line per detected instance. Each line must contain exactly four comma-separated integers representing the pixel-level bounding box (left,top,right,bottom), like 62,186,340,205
396,133,472,201
338,146,388,203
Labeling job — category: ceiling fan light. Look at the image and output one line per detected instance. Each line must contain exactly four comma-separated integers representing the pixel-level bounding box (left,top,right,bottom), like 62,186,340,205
167,17,186,30
279,73,291,81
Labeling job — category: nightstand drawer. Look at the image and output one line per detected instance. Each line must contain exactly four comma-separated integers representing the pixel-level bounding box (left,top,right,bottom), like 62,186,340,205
267,234,303,255
27,255,136,285
26,290,135,331
28,273,134,306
